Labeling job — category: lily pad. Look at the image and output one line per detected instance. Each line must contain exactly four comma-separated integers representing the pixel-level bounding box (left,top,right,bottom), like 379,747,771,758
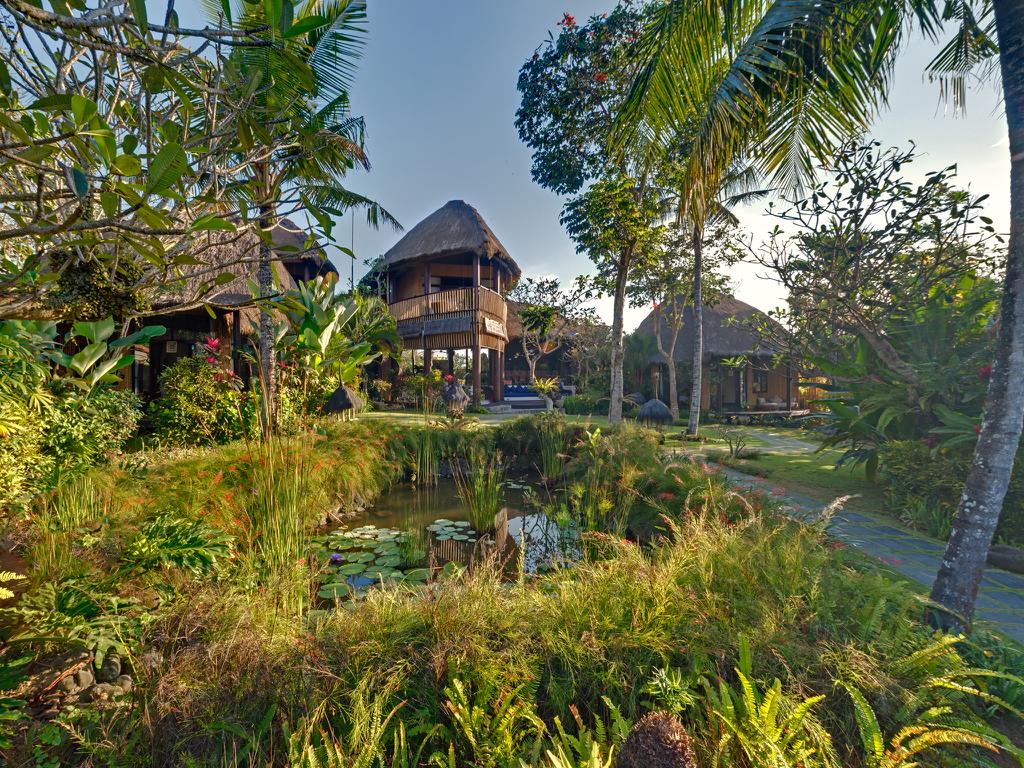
403,568,430,582
374,556,401,568
336,562,366,575
317,583,351,599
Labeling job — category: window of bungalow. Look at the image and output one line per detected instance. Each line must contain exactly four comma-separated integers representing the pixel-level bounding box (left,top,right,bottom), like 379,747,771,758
753,369,769,394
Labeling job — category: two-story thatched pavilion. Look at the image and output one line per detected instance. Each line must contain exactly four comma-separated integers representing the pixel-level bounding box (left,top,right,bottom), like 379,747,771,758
381,200,521,404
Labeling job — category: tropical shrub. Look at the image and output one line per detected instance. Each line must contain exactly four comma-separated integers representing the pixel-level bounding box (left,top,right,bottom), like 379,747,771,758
563,394,600,415
879,440,1023,545
150,354,257,446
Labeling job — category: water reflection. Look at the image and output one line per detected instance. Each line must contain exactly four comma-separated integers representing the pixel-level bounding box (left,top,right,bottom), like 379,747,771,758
342,479,577,574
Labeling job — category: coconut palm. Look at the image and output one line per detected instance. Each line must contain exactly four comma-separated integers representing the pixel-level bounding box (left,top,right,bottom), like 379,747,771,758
210,0,397,433
615,0,1018,629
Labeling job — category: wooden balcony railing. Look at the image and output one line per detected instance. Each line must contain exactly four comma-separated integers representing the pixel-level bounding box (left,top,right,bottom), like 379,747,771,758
388,286,507,326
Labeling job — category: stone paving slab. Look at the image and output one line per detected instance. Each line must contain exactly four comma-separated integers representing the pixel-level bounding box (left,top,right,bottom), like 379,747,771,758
704,459,1024,644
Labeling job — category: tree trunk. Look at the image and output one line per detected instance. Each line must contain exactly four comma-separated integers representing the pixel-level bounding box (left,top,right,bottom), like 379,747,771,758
257,201,277,438
686,224,704,435
929,0,1024,631
608,257,629,425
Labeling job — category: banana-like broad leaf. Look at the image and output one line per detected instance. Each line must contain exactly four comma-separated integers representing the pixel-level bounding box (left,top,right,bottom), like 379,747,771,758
70,343,108,375
73,318,115,343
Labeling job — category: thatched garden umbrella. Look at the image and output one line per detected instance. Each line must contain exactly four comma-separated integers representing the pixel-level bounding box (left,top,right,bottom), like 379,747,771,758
324,384,363,420
636,398,673,427
443,378,470,418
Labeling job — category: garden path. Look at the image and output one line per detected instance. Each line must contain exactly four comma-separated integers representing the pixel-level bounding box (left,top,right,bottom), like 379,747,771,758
672,436,1024,644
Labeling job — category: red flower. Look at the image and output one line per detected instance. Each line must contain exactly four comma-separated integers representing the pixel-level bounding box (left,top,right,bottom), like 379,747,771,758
206,356,217,364
973,424,982,435
204,336,221,350
559,12,576,27
594,71,607,83
978,364,993,379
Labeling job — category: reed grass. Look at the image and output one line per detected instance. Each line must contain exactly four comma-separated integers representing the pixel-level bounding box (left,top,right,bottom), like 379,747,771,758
452,447,506,532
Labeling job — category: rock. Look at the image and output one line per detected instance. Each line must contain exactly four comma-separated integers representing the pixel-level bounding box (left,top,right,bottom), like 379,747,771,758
96,654,121,683
89,682,126,703
58,675,82,694
75,667,95,690
616,711,697,768
115,675,134,693
988,544,1024,574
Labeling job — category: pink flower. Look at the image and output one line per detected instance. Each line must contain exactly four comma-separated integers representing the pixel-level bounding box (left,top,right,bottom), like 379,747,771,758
658,491,674,501
978,364,993,379
204,336,221,350
559,12,576,27
922,435,938,448
206,356,217,364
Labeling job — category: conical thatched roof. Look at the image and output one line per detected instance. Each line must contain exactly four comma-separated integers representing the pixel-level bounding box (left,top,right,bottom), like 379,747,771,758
383,200,520,279
636,398,673,425
637,296,783,363
323,384,364,414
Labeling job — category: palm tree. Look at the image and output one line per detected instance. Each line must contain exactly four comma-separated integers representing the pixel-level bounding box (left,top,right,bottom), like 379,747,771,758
214,0,397,433
615,0,1019,630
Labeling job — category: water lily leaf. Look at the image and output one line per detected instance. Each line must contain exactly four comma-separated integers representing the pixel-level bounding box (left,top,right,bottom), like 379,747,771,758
452,534,468,541
404,568,430,582
436,534,451,541
317,583,350,599
336,563,366,575
375,556,401,568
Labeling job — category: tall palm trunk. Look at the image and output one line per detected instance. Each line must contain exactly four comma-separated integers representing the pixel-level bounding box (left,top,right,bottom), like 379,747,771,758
608,256,630,425
929,0,1024,629
257,195,277,437
686,223,703,435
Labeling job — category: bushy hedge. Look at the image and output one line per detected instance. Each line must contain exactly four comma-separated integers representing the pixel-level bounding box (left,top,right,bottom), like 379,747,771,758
880,440,1023,545
0,389,142,508
150,355,258,446
563,393,600,415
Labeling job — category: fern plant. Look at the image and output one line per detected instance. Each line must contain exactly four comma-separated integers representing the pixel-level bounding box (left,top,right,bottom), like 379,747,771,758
706,638,838,768
434,678,545,768
841,681,1022,768
539,698,631,768
0,570,23,601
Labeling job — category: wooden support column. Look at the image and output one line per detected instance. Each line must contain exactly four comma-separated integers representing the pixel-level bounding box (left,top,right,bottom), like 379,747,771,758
447,349,455,374
472,344,482,404
490,349,501,403
231,309,242,377
424,349,432,374
472,252,482,404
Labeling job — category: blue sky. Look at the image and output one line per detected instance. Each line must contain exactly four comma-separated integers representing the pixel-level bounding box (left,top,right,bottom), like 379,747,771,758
177,1,1010,331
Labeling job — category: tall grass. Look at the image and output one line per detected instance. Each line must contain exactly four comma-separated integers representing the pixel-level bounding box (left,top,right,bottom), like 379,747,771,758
28,475,108,580
145,512,1023,768
243,438,313,616
414,429,440,486
453,447,506,532
536,413,567,483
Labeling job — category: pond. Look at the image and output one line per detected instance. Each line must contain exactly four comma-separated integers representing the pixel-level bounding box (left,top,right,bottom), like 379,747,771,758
315,479,577,601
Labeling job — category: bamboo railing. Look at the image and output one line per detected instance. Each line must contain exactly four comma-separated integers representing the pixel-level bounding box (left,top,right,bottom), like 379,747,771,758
388,286,507,326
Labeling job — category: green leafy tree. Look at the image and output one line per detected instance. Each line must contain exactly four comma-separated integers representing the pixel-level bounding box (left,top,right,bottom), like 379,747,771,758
518,6,672,424
507,276,594,384
616,0,1021,629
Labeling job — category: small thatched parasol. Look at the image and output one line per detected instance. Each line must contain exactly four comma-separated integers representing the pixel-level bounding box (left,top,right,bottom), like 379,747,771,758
323,384,364,416
443,380,470,418
636,398,673,426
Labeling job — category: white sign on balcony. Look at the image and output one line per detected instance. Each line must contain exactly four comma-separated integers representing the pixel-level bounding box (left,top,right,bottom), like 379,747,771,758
483,317,506,338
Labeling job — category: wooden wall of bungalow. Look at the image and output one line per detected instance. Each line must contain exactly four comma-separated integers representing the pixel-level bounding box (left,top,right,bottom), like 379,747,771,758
635,296,816,413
